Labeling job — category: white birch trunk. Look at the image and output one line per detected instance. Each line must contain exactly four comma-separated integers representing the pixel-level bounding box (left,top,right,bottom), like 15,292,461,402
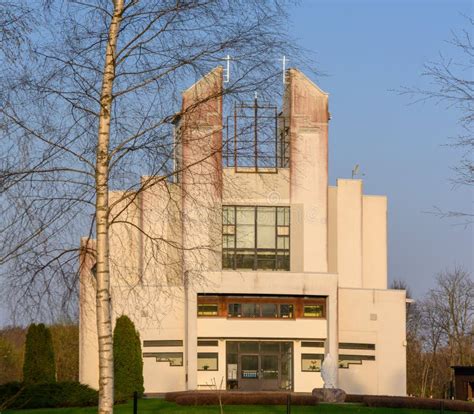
95,1,124,413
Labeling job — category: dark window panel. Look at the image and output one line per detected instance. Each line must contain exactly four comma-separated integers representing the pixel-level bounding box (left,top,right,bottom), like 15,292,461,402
301,341,325,348
228,303,242,317
261,303,278,318
198,340,219,346
279,304,294,318
143,340,183,347
242,303,260,318
339,343,376,350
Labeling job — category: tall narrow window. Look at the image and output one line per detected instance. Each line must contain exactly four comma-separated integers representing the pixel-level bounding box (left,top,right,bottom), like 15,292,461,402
222,206,290,271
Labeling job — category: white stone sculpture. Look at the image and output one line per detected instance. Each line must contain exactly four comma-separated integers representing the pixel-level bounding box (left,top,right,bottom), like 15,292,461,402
321,353,337,389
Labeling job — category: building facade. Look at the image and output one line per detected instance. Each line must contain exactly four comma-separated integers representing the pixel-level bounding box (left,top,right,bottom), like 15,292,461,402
79,68,407,395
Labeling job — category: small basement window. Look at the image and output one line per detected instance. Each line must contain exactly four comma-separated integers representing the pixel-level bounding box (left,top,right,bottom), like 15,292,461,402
198,353,218,371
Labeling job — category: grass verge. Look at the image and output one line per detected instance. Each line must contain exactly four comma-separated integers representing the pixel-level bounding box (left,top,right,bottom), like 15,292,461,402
3,398,469,413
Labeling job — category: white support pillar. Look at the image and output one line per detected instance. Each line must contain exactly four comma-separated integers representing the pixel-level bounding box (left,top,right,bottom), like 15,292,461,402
185,289,198,390
327,291,339,387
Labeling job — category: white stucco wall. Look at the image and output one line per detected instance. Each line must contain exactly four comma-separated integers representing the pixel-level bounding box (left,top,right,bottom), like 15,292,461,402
338,288,407,395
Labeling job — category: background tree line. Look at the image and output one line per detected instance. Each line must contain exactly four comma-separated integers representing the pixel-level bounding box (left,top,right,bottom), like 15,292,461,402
0,322,79,384
393,267,473,398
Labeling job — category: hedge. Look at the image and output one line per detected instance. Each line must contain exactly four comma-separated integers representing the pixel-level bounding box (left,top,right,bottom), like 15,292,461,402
172,391,318,406
0,381,98,409
364,395,474,412
167,391,474,412
345,394,366,403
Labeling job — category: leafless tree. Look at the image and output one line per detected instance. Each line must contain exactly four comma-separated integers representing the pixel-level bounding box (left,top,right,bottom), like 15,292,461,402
399,268,473,397
0,1,32,61
427,267,473,366
401,17,473,224
0,1,308,412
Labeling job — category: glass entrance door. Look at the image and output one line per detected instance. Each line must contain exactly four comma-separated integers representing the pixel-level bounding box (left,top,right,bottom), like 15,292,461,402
228,341,293,391
239,354,260,390
260,354,279,390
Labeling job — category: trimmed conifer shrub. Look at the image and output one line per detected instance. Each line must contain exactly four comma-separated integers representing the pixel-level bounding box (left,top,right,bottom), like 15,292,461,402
113,315,144,401
23,323,56,384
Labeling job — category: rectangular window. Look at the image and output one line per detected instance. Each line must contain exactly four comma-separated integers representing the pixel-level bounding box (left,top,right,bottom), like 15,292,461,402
303,304,324,318
143,352,183,366
228,303,242,317
301,354,324,372
242,303,259,318
143,340,183,347
197,304,219,316
261,303,278,318
301,341,325,348
200,295,325,320
198,340,219,346
279,304,294,318
222,206,290,271
338,354,375,369
197,353,218,371
339,343,376,350
227,301,295,319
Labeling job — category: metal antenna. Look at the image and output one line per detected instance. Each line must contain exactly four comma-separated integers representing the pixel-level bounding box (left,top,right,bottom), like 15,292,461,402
352,164,359,179
224,55,231,83
351,164,365,179
280,56,288,84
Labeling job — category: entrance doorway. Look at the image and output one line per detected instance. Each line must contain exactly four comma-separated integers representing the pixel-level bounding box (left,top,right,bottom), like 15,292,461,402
226,341,293,391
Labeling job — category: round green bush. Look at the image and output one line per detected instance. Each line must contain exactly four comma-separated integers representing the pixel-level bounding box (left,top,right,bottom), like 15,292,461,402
113,315,144,402
0,381,98,409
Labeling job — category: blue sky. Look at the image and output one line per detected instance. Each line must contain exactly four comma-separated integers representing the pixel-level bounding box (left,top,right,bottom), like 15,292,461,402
289,0,473,298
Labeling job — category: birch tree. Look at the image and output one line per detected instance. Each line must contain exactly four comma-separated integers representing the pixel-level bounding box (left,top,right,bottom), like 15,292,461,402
0,1,307,412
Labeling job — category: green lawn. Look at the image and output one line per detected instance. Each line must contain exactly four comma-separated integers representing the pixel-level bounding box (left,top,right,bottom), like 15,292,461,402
3,399,468,414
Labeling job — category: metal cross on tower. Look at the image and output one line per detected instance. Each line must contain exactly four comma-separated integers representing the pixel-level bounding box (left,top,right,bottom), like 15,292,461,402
224,55,231,83
280,56,288,84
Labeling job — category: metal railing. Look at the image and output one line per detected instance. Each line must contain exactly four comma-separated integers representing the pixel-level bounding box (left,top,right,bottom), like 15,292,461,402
223,100,289,172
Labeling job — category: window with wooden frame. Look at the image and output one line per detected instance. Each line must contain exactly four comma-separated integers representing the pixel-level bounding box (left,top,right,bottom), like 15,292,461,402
197,296,221,317
196,295,325,320
222,206,290,271
227,302,294,319
300,299,326,319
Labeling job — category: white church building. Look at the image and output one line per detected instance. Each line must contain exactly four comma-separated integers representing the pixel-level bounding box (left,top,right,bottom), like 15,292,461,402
79,67,407,395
